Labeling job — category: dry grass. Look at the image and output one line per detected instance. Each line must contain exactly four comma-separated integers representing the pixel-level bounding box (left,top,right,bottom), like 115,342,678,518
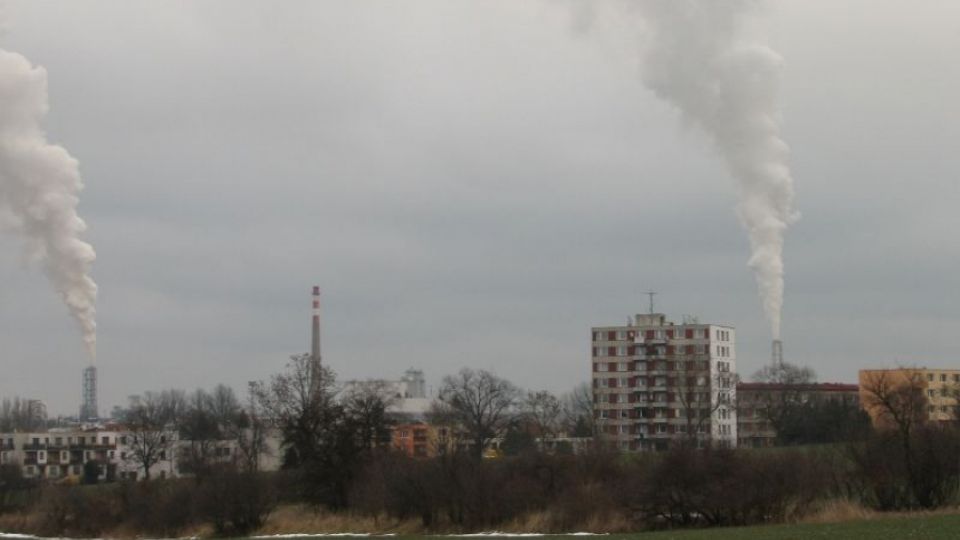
256,504,425,536
577,511,633,534
800,499,879,524
0,512,34,535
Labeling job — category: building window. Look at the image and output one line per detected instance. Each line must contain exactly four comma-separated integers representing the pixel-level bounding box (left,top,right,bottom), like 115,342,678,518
928,374,934,382
616,331,626,340
598,363,608,372
618,362,628,372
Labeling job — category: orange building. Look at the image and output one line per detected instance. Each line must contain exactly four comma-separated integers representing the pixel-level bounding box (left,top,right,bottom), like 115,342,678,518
859,368,960,429
391,423,436,458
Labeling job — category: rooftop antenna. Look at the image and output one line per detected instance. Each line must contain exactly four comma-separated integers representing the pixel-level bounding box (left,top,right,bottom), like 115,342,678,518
644,290,657,314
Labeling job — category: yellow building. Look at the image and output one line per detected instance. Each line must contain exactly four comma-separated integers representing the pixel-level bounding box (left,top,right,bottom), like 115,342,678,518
858,368,960,428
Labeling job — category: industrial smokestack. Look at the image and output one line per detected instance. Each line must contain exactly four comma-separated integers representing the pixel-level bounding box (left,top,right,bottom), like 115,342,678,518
633,1,798,340
80,365,98,422
771,339,783,368
310,286,322,393
0,47,98,358
311,286,321,364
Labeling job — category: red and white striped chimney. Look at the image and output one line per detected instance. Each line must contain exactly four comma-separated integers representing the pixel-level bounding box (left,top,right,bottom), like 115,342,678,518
311,286,321,365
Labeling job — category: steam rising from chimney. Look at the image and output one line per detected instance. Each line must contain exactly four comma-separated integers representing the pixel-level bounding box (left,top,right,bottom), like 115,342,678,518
634,1,797,339
0,48,98,358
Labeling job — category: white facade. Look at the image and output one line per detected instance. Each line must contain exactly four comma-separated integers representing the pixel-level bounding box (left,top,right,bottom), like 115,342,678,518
0,427,284,482
591,313,738,451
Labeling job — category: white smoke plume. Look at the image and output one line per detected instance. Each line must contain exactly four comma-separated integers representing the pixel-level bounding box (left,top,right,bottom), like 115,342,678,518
635,0,797,339
0,48,98,358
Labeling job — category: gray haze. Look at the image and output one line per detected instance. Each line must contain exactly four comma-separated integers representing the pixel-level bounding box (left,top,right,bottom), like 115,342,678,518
0,1,958,415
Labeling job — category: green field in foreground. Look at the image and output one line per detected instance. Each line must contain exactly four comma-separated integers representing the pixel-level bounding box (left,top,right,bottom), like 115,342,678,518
248,513,960,540
629,512,960,539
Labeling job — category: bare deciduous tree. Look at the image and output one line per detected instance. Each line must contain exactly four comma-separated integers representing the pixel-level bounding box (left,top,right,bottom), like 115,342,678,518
745,362,817,444
121,390,185,480
561,382,595,437
433,368,520,460
521,390,562,450
670,360,738,447
340,380,398,451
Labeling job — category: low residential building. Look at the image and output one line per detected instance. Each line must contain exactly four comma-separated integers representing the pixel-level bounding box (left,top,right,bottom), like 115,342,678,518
859,368,960,428
737,382,860,448
0,429,172,482
0,427,286,482
592,312,738,451
391,422,436,458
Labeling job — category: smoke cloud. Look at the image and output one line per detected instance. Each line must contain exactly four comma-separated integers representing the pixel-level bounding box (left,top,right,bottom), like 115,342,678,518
635,0,797,339
0,48,98,357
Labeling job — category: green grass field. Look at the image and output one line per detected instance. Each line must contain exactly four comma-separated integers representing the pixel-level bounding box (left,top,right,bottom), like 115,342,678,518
628,513,960,539
248,514,960,540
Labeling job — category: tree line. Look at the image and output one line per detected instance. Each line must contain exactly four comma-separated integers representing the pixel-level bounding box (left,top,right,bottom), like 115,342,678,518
3,358,960,536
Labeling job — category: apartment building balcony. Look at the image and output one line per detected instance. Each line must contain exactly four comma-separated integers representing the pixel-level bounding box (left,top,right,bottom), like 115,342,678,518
21,443,46,451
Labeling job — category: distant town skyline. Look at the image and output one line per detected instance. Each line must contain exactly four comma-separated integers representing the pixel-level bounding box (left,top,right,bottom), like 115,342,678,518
1,1,959,415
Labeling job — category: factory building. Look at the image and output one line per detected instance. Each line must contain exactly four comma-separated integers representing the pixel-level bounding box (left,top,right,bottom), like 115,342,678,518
341,368,432,418
592,313,738,451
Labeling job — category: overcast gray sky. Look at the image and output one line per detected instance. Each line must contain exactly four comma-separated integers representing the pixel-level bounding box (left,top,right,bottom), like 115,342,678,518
1,1,958,415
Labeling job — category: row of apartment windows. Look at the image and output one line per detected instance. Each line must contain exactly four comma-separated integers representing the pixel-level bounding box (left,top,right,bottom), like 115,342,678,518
717,329,732,342
595,345,714,358
928,373,960,383
595,391,713,404
593,328,713,342
717,345,732,358
598,407,714,419
22,435,118,446
596,376,708,389
595,360,712,372
927,388,957,398
601,422,711,435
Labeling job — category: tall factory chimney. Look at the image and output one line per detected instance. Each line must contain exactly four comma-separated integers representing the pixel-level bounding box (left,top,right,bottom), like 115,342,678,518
310,286,322,393
771,339,784,368
80,365,98,422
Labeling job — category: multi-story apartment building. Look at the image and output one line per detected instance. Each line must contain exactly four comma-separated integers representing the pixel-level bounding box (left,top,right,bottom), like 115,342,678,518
591,313,737,451
859,368,960,428
737,382,860,448
0,429,170,481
